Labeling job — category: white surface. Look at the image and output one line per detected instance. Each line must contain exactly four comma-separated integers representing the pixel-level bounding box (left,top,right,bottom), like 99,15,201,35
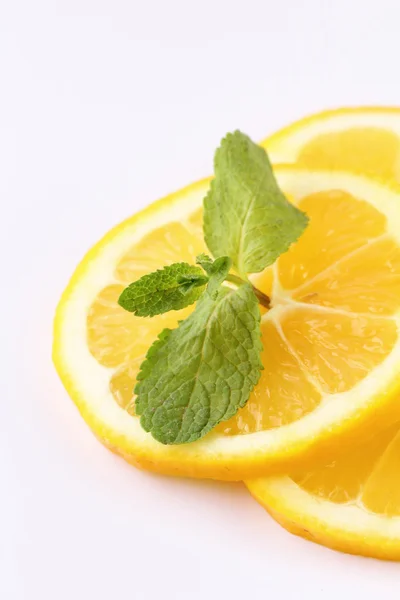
2,1,400,598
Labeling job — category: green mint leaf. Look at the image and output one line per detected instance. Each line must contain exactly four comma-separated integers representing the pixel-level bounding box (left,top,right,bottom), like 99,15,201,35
135,283,262,445
196,253,232,298
196,253,215,275
205,256,231,299
118,263,206,317
176,272,209,287
203,130,309,275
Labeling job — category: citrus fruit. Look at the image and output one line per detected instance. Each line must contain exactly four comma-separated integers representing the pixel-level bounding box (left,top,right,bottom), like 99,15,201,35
53,166,400,480
247,421,400,560
263,106,400,182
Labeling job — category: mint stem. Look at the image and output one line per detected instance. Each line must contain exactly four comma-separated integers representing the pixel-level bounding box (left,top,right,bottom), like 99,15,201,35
226,274,271,309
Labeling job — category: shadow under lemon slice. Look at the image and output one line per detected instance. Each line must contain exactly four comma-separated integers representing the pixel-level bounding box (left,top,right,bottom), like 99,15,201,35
53,165,400,480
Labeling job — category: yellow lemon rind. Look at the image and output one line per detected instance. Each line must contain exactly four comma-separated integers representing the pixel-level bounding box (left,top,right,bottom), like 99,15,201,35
246,475,400,561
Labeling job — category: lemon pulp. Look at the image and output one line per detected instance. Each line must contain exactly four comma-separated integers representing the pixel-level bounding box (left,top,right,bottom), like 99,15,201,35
274,125,400,182
291,422,400,516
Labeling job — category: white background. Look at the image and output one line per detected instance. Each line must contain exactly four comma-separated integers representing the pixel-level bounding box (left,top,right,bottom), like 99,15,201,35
2,1,400,598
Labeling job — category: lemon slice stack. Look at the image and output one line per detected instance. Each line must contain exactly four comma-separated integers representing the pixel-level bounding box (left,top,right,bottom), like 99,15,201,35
54,107,400,560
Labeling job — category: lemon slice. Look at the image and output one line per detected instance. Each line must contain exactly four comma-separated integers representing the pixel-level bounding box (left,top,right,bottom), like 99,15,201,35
53,167,400,480
264,106,400,182
247,421,400,560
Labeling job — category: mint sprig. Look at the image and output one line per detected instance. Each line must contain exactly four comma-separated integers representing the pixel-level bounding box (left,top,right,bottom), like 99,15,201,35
118,131,309,445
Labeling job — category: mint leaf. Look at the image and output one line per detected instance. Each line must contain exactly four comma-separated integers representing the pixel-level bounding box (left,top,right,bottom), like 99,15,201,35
205,256,231,299
196,253,232,298
176,272,209,296
177,272,209,286
118,263,207,317
203,130,309,276
196,253,214,275
135,282,262,444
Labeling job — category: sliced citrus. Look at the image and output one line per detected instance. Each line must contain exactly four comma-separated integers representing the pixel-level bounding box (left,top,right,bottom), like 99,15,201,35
247,421,400,560
53,167,400,480
263,106,400,182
